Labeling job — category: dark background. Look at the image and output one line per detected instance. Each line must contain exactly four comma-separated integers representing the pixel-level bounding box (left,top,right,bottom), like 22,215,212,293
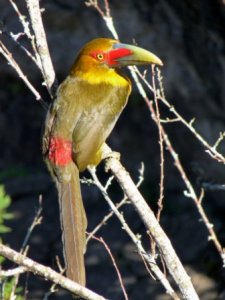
0,0,225,299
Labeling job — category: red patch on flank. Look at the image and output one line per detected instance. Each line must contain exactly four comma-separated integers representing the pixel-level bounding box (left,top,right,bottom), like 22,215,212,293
48,136,72,166
108,48,133,65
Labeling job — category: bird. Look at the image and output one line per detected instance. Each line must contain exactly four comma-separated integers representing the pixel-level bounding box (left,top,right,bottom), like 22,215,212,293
42,38,162,286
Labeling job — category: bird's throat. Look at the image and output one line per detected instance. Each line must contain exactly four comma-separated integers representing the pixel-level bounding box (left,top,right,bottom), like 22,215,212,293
71,66,130,87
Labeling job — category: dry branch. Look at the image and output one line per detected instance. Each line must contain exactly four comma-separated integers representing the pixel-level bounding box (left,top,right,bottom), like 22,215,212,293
0,243,107,300
138,68,225,164
0,266,26,277
92,235,128,300
0,40,41,100
25,0,56,96
7,0,42,69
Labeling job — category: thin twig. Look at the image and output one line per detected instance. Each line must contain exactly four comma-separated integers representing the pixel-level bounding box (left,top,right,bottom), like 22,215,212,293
8,196,43,300
151,65,165,222
0,266,27,277
131,68,225,267
86,163,145,243
0,40,41,100
43,257,65,300
2,27,40,67
8,0,42,68
136,67,225,164
85,0,118,39
150,66,165,260
160,117,180,123
21,195,43,252
166,137,225,266
91,236,128,300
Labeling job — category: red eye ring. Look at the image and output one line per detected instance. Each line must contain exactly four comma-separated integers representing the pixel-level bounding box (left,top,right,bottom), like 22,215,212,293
89,51,106,62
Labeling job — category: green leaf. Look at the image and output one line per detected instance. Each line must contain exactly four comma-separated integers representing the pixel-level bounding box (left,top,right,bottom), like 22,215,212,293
2,213,13,220
0,224,11,233
2,278,25,300
0,195,11,210
0,186,11,210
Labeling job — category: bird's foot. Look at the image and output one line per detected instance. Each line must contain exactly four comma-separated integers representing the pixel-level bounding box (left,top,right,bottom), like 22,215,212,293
101,144,121,172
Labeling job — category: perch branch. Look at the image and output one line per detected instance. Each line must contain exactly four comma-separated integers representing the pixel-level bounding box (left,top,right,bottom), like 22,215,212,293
101,144,199,300
88,167,180,300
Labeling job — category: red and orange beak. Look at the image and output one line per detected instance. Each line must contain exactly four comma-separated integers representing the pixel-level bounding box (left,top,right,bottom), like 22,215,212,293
107,42,163,67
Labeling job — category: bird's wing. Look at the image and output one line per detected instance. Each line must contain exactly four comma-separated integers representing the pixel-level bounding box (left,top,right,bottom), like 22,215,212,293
72,82,130,171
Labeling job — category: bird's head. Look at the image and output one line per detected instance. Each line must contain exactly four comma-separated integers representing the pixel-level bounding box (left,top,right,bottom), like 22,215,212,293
71,38,163,75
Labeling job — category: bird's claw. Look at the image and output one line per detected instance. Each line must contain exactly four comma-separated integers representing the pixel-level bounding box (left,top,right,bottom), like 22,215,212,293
104,151,120,172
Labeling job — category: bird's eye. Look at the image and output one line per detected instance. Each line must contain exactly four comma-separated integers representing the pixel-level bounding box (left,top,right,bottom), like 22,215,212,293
96,53,104,61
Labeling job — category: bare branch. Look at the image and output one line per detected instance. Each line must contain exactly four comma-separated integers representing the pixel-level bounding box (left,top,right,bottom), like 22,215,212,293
160,117,180,123
25,0,56,96
3,29,39,67
86,163,144,243
0,243,107,300
21,195,43,252
92,236,128,300
85,0,118,39
212,132,225,151
8,0,41,65
0,40,41,100
135,67,225,164
131,66,225,267
0,266,26,277
7,196,43,300
151,65,165,223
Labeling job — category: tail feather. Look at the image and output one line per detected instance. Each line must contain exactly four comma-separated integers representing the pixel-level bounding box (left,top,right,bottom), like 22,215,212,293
57,164,87,285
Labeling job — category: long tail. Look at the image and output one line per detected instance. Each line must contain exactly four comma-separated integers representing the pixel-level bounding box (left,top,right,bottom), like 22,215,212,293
56,164,87,285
